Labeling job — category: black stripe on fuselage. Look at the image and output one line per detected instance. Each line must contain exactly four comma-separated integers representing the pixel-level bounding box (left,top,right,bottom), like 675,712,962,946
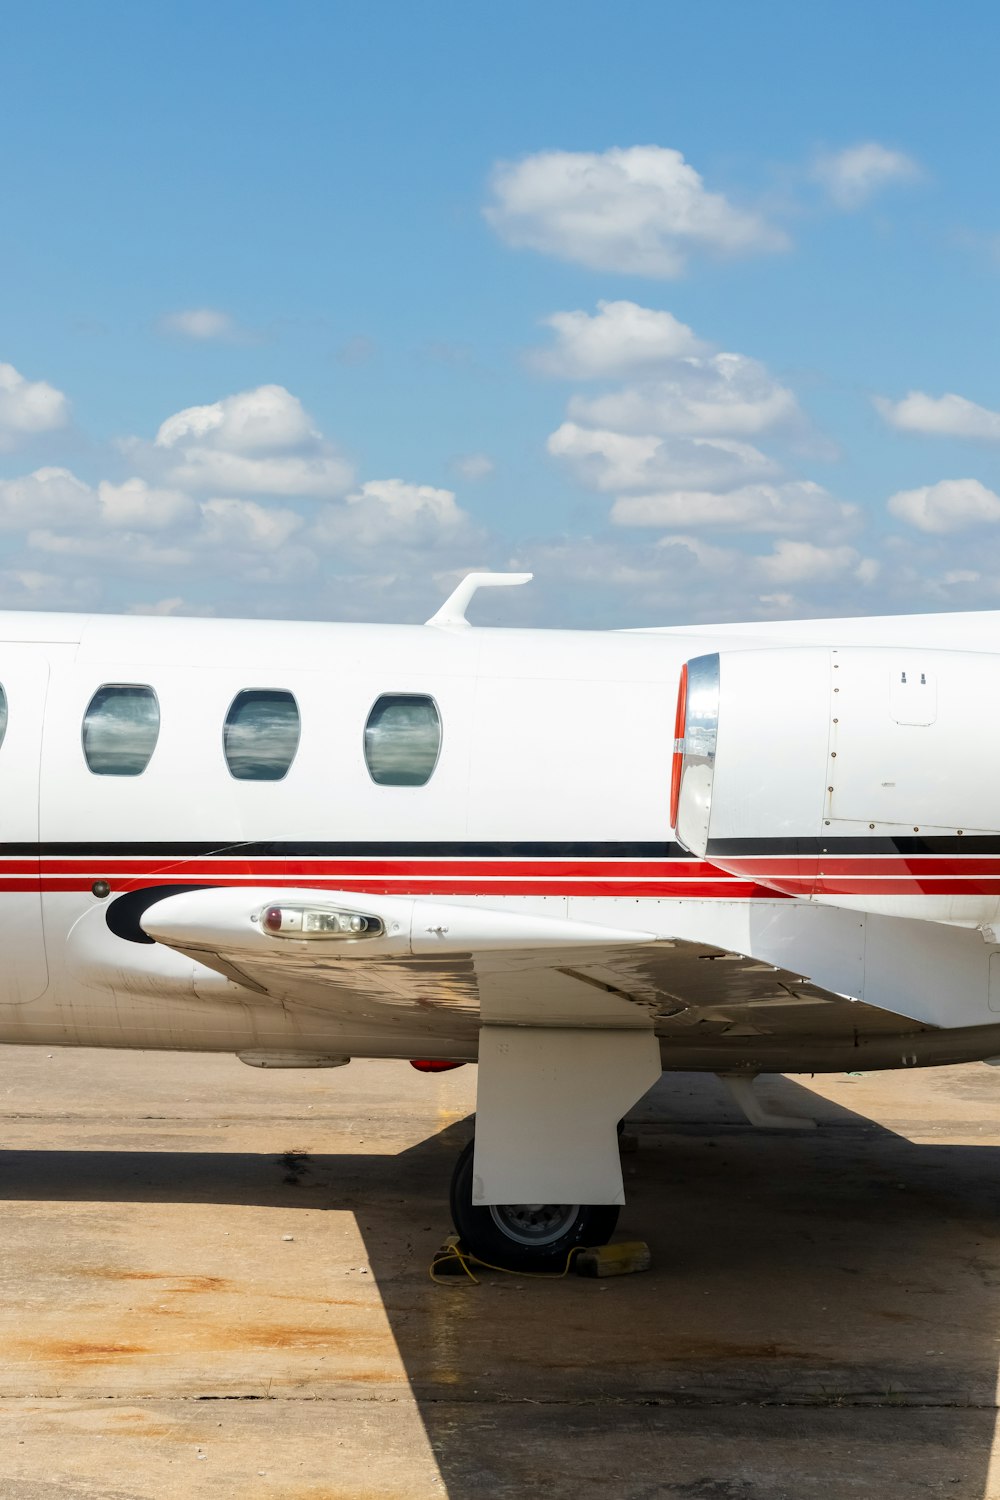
0,836,995,858
706,836,1000,857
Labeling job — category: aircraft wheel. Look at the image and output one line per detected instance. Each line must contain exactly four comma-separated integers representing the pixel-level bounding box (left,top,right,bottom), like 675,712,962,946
448,1138,620,1272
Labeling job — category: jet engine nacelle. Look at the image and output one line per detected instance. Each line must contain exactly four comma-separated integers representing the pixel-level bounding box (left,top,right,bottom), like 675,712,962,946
673,644,1000,926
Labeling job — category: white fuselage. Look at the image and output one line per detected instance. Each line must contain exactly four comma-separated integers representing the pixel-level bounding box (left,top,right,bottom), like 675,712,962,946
2,604,1000,1063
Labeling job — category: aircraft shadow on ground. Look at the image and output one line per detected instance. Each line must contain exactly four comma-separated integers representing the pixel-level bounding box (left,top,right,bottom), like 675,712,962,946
2,1073,999,1499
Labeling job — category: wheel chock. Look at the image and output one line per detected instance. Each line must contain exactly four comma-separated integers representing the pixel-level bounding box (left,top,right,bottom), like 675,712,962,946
574,1240,651,1278
431,1234,470,1275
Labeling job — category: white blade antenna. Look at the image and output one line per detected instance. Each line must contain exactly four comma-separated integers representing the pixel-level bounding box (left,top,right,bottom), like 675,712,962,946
425,571,533,628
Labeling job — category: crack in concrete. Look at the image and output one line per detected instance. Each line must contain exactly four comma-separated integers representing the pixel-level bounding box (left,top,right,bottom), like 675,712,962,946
1,1393,997,1410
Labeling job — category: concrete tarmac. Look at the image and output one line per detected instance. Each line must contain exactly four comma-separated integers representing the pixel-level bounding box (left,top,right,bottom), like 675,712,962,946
0,1048,999,1498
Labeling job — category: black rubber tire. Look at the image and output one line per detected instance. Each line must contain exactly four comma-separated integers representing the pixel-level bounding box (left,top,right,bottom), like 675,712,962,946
448,1138,620,1272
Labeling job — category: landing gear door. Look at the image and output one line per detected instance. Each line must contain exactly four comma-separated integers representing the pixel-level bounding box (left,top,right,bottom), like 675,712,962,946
0,648,49,1003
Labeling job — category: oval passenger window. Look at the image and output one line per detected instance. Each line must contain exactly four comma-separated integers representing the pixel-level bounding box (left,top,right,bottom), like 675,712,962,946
224,689,300,781
0,684,7,751
83,685,160,776
364,694,441,786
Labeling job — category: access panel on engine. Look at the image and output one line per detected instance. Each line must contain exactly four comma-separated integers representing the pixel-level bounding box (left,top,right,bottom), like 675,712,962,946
827,651,1000,834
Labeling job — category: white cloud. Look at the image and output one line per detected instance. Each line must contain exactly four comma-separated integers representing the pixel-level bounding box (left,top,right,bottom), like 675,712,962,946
199,498,304,550
0,568,100,610
26,492,303,568
0,468,94,529
157,308,251,343
611,480,854,533
126,596,212,617
0,363,70,450
156,384,316,452
153,384,353,498
531,301,706,379
0,457,306,576
97,478,196,530
540,303,850,558
164,449,354,498
568,352,800,437
757,539,869,584
547,422,780,494
0,354,902,626
520,530,887,629
485,146,788,277
349,479,462,525
943,569,981,585
812,142,920,210
314,478,470,548
647,535,868,587
875,391,1000,442
17,471,473,612
0,387,477,618
452,453,495,481
0,470,198,537
27,528,194,567
888,478,1000,533
525,536,745,618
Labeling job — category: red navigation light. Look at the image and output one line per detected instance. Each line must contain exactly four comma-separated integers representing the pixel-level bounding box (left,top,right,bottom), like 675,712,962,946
669,662,688,829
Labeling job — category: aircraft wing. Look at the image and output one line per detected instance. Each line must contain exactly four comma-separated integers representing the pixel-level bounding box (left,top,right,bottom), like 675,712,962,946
139,885,929,1065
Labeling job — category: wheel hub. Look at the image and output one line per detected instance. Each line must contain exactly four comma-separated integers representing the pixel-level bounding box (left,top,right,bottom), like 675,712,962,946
488,1201,580,1247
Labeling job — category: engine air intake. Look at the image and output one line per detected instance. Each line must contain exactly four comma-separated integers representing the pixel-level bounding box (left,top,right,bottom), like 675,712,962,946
671,653,720,857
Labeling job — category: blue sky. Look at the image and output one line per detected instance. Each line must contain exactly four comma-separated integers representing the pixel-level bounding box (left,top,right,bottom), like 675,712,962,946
1,1,1000,626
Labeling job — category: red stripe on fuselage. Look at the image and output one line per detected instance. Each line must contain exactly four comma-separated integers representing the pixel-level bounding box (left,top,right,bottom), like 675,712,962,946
0,853,772,900
3,851,1000,898
3,857,720,877
712,856,1000,875
122,876,761,898
703,852,1000,897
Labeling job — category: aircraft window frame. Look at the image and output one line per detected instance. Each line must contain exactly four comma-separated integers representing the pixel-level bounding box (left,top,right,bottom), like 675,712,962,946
363,692,442,788
0,684,7,752
223,687,301,782
82,683,161,777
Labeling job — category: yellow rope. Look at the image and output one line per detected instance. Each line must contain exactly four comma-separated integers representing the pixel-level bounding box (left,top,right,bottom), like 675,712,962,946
429,1241,586,1285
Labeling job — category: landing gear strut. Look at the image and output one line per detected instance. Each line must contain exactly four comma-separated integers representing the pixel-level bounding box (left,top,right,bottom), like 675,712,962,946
448,1139,620,1272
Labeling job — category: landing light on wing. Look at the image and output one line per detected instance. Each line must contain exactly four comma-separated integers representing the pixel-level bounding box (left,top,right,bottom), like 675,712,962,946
261,904,384,939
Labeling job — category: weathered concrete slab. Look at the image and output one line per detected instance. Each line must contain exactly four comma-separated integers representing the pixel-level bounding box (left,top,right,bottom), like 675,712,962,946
0,1401,991,1499
0,1047,998,1497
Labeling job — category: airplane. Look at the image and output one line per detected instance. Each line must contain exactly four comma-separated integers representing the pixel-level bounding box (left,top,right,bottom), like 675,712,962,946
1,567,999,1271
